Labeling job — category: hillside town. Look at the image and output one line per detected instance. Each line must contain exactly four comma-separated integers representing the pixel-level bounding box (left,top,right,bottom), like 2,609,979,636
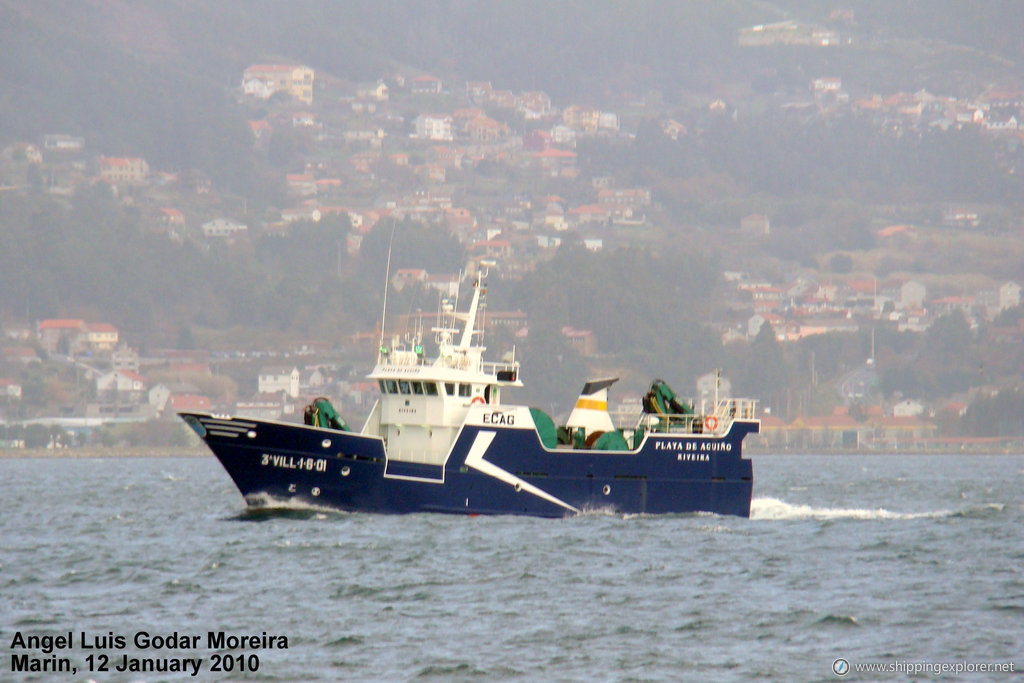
2,18,1024,451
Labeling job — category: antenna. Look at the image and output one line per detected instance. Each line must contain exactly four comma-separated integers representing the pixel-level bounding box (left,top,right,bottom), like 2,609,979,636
378,221,398,357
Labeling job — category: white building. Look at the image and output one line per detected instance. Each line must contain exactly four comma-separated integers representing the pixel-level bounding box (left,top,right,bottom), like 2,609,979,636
0,379,22,399
241,64,314,104
597,112,620,131
258,367,300,398
414,114,454,141
202,218,248,238
697,372,732,408
550,124,576,145
96,370,146,399
900,280,926,309
892,399,924,417
999,281,1021,311
148,384,172,412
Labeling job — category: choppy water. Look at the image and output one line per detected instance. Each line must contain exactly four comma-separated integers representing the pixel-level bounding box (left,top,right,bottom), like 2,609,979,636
2,454,1021,681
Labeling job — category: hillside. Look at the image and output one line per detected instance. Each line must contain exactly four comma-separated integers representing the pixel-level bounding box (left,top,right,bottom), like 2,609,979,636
1,1,1023,441
3,0,1023,159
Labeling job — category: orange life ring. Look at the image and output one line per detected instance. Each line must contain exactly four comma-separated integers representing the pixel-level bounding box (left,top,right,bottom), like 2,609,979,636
471,396,485,405
705,416,719,431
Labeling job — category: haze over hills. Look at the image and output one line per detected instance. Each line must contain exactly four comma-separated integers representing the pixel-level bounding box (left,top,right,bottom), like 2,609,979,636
1,0,1023,444
3,0,1023,174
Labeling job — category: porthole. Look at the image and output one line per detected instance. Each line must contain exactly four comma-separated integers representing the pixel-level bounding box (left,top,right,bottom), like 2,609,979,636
602,484,611,495
341,466,351,477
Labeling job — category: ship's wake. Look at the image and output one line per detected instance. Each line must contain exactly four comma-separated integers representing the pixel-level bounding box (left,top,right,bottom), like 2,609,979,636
750,496,1004,521
228,493,351,521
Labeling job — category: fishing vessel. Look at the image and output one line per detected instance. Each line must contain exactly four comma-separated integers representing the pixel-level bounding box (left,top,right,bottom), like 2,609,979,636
180,264,759,517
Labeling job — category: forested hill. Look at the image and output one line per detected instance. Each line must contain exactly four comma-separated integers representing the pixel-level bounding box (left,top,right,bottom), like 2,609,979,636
3,0,1023,189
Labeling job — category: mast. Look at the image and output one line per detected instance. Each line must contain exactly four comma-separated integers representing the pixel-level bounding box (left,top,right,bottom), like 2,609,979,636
458,280,483,349
457,260,493,350
377,222,398,360
715,368,721,407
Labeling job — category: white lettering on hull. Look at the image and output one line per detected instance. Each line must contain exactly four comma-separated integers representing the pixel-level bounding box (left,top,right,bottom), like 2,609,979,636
260,453,328,472
654,440,732,454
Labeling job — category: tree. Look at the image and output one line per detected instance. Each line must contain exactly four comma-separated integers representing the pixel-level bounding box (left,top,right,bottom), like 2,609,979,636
735,323,792,411
514,317,590,414
828,253,853,274
926,310,973,356
962,389,1024,436
357,218,465,276
176,325,197,350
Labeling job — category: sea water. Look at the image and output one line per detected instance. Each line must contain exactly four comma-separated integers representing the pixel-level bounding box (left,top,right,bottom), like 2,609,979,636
1,454,1021,681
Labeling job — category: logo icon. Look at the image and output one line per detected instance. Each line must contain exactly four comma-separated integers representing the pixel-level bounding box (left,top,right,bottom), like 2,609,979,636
832,658,850,676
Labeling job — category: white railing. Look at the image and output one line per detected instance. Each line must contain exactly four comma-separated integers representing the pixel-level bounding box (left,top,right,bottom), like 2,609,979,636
636,412,702,434
480,360,519,378
633,398,758,435
712,398,759,421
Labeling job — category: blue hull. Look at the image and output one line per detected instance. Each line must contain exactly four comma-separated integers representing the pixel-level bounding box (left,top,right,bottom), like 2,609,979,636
181,413,757,518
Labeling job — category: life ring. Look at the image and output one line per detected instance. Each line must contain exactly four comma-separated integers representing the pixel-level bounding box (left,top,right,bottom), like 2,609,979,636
705,416,719,431
471,396,485,405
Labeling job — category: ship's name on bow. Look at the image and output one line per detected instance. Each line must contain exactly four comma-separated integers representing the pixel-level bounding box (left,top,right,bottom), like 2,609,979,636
261,453,327,471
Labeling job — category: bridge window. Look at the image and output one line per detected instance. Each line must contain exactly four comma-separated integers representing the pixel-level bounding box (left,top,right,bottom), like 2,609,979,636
425,383,439,396
385,380,398,394
445,382,455,395
411,381,424,395
458,383,472,397
399,381,411,394
378,380,386,393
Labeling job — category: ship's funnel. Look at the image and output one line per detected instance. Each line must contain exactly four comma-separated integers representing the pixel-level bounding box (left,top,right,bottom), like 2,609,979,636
565,377,618,434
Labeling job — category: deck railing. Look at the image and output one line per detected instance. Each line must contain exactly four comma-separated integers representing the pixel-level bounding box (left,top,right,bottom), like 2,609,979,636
712,397,759,421
632,397,758,434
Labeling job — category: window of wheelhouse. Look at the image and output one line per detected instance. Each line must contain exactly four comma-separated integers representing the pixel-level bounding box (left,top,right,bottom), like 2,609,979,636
385,380,398,394
398,380,411,394
458,383,472,397
425,382,439,396
411,381,424,395
445,382,455,396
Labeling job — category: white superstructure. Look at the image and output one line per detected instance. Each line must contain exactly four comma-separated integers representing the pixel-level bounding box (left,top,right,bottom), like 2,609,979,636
365,264,522,463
